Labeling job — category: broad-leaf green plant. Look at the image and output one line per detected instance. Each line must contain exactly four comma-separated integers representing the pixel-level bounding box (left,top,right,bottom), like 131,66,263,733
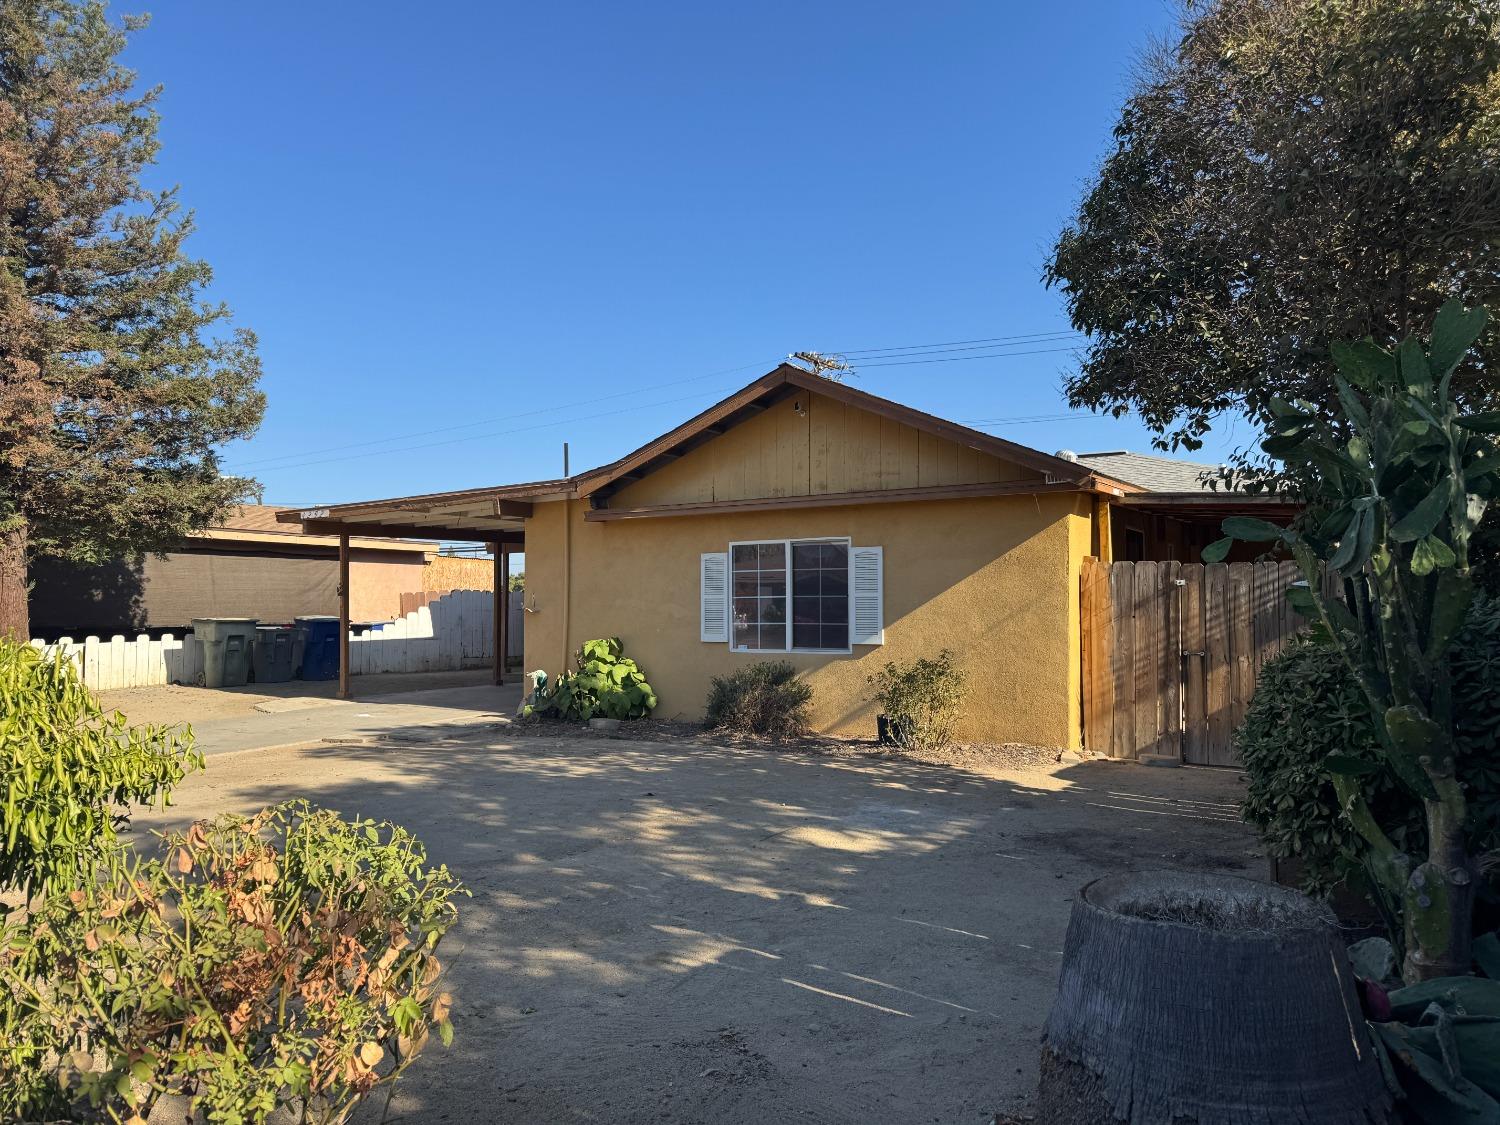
1347,935,1500,1123
1205,300,1497,982
0,639,200,904
529,637,657,722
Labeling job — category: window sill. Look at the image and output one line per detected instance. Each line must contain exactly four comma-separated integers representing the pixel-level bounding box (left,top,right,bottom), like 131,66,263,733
730,647,854,656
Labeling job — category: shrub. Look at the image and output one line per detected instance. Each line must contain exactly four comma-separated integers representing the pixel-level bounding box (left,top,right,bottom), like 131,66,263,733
0,800,466,1123
529,637,657,722
0,638,201,902
1238,599,1500,899
866,649,968,752
705,662,812,740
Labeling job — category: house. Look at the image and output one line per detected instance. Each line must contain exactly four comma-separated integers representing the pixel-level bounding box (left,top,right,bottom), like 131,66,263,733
280,365,1296,746
28,504,452,639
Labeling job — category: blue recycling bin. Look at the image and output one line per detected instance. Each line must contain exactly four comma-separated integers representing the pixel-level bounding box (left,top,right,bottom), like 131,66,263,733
295,615,341,680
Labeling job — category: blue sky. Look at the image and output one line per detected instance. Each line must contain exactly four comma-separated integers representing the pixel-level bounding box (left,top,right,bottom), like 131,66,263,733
123,0,1228,507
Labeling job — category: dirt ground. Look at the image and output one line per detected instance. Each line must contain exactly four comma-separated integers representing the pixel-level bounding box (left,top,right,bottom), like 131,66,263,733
130,730,1257,1125
96,668,497,726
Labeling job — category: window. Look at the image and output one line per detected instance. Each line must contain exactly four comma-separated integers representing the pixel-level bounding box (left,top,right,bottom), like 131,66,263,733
731,538,849,652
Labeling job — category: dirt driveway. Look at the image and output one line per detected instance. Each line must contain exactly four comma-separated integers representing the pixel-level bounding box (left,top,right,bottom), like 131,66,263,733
132,733,1256,1124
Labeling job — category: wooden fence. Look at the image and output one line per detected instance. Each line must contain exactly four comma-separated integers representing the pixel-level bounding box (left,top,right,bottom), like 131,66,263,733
1081,558,1318,766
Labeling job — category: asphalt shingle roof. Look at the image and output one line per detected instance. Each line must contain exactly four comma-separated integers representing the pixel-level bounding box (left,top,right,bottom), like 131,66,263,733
1069,450,1230,493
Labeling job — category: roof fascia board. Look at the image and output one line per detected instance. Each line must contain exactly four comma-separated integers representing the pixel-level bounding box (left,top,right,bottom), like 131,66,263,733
583,478,1095,522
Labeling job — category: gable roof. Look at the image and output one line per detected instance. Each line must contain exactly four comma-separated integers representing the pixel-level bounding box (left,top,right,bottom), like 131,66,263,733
574,363,1135,503
277,365,1141,539
1070,450,1228,494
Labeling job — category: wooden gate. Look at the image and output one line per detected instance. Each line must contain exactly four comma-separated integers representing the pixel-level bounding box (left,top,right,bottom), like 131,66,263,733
1080,558,1311,766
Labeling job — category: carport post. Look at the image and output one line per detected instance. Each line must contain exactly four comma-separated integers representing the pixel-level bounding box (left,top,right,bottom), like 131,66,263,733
493,542,507,685
338,532,351,700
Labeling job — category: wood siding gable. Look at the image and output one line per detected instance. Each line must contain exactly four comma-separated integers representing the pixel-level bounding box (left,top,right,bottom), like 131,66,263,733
609,389,1045,508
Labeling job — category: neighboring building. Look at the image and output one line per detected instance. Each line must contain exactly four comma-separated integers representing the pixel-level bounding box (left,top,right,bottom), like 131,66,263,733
29,505,440,638
1069,449,1274,563
281,365,1297,747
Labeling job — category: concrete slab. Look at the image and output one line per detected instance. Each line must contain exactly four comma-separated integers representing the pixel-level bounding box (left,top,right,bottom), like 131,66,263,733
184,682,523,756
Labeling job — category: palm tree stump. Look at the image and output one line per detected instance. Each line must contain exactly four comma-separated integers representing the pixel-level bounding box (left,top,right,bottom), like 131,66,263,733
1037,871,1391,1125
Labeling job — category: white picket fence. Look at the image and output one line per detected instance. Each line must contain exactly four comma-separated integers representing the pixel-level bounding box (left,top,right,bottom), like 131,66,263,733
29,632,207,691
29,589,522,691
349,589,506,676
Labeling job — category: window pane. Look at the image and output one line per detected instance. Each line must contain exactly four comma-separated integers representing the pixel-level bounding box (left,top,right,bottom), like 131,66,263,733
822,595,848,626
733,576,759,599
786,541,850,650
732,544,760,568
733,621,758,650
758,574,786,598
760,596,786,624
758,543,786,567
759,623,786,650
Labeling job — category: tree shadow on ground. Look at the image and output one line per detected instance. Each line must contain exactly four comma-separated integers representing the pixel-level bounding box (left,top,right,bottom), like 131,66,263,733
137,737,1254,1125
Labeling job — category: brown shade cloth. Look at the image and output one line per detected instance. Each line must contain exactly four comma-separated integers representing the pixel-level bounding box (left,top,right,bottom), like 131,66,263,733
30,549,429,634
140,552,338,626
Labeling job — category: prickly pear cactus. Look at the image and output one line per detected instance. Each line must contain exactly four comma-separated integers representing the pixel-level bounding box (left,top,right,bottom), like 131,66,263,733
1207,300,1497,983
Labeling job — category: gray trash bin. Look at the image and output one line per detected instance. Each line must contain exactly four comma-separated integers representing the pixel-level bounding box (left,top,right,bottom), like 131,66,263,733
252,625,299,684
192,618,258,688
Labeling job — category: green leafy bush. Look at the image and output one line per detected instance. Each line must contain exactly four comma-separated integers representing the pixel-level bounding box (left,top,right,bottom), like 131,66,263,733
1239,599,1500,898
0,800,466,1123
0,639,201,902
867,649,968,752
705,661,812,740
530,637,657,721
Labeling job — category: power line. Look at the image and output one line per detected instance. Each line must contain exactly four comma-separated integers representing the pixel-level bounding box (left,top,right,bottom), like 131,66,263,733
855,344,1082,368
834,329,1083,356
966,414,1113,427
838,334,1083,362
245,384,743,476
236,334,1085,470
231,328,1092,476
230,357,779,469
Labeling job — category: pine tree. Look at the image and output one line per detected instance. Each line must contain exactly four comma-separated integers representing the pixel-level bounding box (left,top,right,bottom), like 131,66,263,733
0,0,264,639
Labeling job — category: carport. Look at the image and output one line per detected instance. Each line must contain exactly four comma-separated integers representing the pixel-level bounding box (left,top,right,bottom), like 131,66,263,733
275,479,569,698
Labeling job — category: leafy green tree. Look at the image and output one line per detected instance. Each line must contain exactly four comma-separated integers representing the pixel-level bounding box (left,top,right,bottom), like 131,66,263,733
0,0,264,639
0,637,200,904
1046,0,1500,454
1207,302,1496,982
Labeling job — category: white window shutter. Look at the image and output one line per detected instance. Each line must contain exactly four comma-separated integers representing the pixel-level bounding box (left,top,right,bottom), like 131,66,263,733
850,546,884,645
700,552,729,642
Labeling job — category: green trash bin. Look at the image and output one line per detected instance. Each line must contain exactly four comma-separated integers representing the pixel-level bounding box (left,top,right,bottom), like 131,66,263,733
252,625,299,684
192,618,258,688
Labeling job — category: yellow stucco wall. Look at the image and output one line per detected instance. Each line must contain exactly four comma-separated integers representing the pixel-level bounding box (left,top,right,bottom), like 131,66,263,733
522,492,1093,749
